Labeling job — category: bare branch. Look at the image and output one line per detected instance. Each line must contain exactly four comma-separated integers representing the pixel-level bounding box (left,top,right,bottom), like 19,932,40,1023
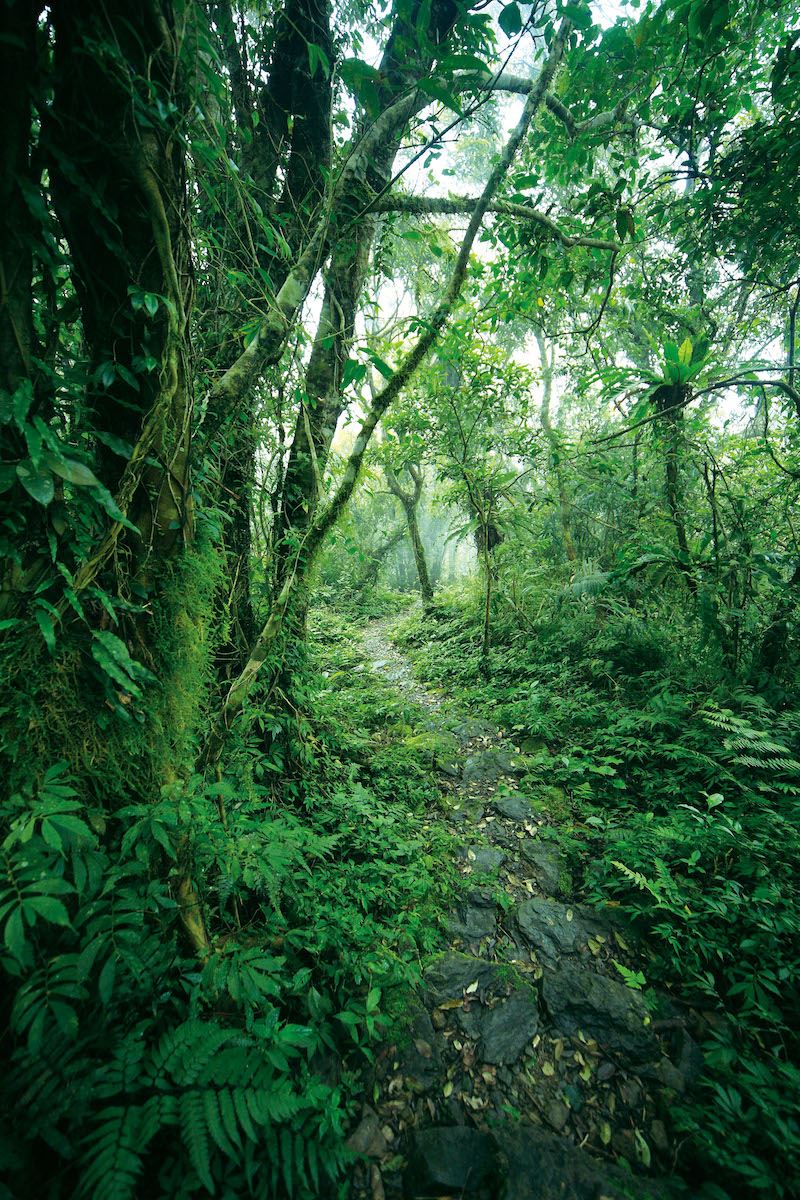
370,194,618,251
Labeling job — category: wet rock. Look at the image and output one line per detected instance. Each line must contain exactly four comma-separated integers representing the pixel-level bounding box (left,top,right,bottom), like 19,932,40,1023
446,901,497,942
480,988,540,1065
447,886,497,941
542,962,657,1061
493,794,533,822
519,841,564,896
544,1099,570,1131
404,1127,495,1196
618,1078,642,1109
450,800,485,825
677,1030,704,1087
398,1007,442,1089
650,1119,669,1154
516,898,587,963
459,844,507,873
450,717,497,742
423,952,507,1003
562,1082,585,1113
347,1106,386,1158
455,1004,484,1040
462,748,524,786
647,1057,685,1093
495,1124,675,1200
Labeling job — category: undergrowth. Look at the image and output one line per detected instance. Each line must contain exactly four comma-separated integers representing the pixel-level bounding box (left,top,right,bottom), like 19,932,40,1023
395,581,800,1199
0,613,455,1199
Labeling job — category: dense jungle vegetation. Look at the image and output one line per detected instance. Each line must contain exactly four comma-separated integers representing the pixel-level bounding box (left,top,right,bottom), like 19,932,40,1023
1,0,800,1197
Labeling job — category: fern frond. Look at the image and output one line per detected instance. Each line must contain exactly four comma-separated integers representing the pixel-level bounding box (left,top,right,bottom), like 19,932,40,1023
180,1090,214,1193
79,1106,148,1200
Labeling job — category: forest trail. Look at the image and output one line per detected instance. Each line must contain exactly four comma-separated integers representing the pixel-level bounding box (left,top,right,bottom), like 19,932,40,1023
350,616,695,1200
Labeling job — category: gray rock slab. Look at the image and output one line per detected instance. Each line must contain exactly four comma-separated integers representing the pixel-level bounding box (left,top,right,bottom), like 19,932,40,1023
516,897,588,963
404,1127,495,1195
446,901,497,942
449,716,498,742
450,800,486,825
459,844,507,873
480,988,540,1066
346,1106,386,1158
493,794,534,822
495,1124,676,1200
454,1003,484,1040
462,748,524,786
542,961,658,1062
397,1006,442,1089
519,841,565,896
423,951,508,1003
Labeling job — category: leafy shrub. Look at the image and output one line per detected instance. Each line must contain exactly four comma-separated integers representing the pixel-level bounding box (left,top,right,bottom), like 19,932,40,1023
0,617,455,1198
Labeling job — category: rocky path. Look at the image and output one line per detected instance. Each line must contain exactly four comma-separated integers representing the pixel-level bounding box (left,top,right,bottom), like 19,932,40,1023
350,618,697,1200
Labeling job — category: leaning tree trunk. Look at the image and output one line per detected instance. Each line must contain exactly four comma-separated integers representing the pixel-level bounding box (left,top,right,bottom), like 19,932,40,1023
202,0,334,677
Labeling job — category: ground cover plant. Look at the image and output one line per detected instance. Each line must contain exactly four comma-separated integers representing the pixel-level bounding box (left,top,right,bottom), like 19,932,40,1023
2,0,800,1196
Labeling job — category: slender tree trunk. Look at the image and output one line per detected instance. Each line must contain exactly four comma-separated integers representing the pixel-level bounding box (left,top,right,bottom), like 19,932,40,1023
360,523,406,589
535,329,576,563
386,464,434,604
0,1,42,601
199,17,574,769
653,383,696,594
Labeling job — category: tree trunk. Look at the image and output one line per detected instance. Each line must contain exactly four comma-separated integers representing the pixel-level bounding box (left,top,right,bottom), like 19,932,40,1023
653,382,696,594
44,0,208,952
535,329,576,563
0,0,35,396
360,523,406,590
386,464,434,604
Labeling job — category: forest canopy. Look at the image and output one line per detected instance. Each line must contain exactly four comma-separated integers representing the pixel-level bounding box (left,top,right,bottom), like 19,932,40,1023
1,0,799,1197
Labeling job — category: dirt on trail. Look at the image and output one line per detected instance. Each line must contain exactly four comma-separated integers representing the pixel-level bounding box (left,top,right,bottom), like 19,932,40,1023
349,617,698,1200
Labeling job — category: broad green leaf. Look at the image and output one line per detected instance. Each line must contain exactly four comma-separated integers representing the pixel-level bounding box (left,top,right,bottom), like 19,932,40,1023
369,354,394,380
25,895,71,927
34,608,57,653
306,41,331,79
46,455,100,487
417,77,463,115
16,460,54,505
0,464,17,492
95,431,134,459
436,54,490,75
12,380,34,426
498,2,522,36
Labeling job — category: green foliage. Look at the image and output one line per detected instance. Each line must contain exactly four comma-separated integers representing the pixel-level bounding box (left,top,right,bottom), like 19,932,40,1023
0,612,456,1197
398,586,800,1197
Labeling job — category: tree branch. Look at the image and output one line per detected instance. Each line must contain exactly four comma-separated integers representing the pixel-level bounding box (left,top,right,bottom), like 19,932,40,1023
370,194,618,251
199,18,574,771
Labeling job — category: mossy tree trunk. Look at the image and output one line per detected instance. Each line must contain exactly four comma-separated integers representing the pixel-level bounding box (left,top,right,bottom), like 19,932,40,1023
36,0,209,951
